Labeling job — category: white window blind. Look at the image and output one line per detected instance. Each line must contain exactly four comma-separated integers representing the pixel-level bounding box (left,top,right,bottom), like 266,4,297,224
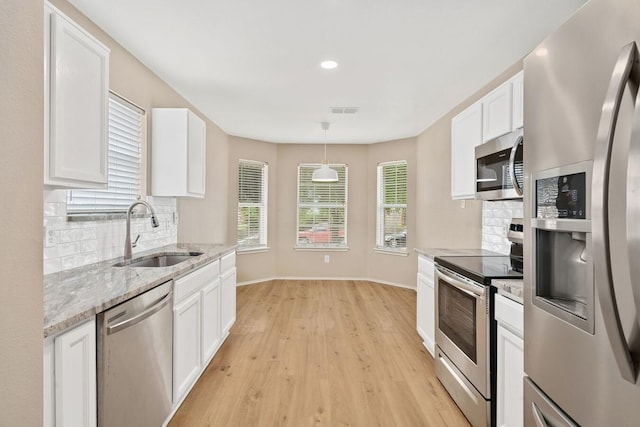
377,161,407,250
237,160,268,250
67,93,143,213
297,164,348,248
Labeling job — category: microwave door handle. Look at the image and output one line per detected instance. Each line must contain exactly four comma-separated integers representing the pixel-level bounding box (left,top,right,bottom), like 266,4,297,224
592,41,637,383
509,135,523,196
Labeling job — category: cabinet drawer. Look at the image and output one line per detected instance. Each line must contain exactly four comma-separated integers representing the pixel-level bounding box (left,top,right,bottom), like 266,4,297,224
495,293,523,337
418,255,435,282
221,251,236,273
175,260,219,303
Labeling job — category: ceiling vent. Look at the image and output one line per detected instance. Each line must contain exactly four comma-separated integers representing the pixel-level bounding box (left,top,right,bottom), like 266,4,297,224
330,107,359,114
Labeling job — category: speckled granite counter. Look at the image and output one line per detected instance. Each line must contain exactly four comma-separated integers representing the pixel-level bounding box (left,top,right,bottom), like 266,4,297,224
44,243,235,338
414,248,503,259
492,279,524,304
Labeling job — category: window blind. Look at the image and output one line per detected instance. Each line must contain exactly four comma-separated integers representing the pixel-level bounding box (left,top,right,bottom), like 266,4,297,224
377,161,407,249
237,160,268,249
67,94,143,213
297,164,348,248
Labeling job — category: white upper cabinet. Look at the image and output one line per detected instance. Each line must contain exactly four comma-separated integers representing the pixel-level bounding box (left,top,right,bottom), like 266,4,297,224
511,71,524,130
482,82,513,142
45,4,110,188
451,103,483,200
450,70,523,200
152,108,206,198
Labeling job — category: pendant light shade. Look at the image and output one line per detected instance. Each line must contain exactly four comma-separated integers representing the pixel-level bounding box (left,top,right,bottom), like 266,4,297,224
312,122,339,183
312,163,339,182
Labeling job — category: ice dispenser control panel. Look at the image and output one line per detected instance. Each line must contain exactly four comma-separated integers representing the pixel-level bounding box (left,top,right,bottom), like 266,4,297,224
536,172,586,219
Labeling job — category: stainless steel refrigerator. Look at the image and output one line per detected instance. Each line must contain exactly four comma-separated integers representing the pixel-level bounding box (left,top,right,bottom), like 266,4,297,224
524,0,640,425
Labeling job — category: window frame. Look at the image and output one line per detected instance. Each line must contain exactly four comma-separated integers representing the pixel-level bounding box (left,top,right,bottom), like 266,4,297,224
67,92,144,216
376,160,408,254
237,159,269,252
296,163,348,250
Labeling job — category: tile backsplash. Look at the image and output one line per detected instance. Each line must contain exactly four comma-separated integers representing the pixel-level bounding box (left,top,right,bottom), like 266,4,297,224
43,190,178,275
482,200,524,255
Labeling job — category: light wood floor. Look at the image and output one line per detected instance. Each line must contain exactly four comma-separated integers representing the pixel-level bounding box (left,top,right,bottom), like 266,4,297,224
168,280,470,427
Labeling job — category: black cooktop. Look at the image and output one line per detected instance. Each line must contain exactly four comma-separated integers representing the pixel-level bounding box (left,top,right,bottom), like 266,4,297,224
435,256,523,285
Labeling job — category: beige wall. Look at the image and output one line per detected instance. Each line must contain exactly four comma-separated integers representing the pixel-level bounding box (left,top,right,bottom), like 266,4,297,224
0,0,44,425
227,137,279,282
275,144,370,279
415,61,524,250
50,0,229,245
228,139,418,287
367,138,417,287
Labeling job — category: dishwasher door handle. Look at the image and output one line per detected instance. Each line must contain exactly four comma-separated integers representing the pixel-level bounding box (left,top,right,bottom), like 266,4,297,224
107,291,173,335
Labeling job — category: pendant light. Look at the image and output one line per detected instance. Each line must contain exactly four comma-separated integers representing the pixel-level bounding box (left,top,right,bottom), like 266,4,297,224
312,122,339,182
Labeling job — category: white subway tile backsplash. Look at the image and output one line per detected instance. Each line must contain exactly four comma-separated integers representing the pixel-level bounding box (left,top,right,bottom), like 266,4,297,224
43,192,178,274
481,200,523,255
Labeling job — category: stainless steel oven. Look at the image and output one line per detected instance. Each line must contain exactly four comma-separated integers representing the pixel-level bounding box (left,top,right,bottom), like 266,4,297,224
435,265,492,427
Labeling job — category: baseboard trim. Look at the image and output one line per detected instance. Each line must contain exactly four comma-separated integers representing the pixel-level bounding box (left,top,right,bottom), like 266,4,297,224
237,276,415,291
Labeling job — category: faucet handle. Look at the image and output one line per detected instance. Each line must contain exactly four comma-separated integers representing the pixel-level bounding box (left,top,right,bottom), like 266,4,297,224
132,234,141,248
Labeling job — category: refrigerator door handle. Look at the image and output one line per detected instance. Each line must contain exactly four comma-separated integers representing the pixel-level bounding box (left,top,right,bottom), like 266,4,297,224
509,135,523,196
592,41,638,383
531,402,549,427
627,52,640,336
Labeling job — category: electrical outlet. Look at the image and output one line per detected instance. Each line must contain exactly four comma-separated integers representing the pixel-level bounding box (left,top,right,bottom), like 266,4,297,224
324,255,330,263
45,227,56,248
173,211,179,225
165,218,170,229
460,200,466,208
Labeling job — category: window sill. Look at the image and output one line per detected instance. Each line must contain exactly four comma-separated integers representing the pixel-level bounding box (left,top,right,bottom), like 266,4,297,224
237,246,270,254
294,246,350,252
374,247,409,257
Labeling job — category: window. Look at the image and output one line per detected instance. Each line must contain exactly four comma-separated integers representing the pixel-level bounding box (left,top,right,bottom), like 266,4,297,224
237,160,268,250
377,161,407,251
67,93,143,213
297,164,348,248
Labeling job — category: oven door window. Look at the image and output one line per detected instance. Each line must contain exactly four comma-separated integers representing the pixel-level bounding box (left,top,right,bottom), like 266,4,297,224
438,280,477,363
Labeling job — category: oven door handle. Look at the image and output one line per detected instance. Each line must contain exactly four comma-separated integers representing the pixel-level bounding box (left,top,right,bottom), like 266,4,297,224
436,268,485,297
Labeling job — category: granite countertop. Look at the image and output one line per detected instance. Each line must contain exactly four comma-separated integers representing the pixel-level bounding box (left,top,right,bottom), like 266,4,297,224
44,243,236,338
414,247,503,259
492,279,524,304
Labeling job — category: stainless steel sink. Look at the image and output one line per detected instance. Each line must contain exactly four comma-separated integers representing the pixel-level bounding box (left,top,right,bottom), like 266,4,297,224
113,252,203,268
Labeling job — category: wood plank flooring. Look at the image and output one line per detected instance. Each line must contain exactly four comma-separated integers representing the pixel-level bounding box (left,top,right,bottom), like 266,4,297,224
168,280,470,427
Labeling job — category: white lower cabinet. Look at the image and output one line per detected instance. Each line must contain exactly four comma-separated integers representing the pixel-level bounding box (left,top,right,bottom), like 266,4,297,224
173,291,202,402
44,319,97,427
220,251,237,336
495,294,524,427
416,255,435,357
201,278,221,364
172,252,235,406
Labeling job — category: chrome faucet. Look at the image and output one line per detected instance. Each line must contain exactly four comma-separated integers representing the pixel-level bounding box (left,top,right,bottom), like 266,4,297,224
124,199,160,260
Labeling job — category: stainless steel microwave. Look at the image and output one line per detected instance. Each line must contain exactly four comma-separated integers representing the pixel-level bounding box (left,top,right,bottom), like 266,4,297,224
475,129,523,200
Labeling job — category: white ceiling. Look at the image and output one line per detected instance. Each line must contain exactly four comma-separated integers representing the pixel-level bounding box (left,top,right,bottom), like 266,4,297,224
68,0,586,144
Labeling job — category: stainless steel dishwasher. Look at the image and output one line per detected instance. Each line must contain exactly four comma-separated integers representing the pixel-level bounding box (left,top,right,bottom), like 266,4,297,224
97,280,173,427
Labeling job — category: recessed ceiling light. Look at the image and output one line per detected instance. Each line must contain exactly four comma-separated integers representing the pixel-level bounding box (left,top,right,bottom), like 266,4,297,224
320,60,339,70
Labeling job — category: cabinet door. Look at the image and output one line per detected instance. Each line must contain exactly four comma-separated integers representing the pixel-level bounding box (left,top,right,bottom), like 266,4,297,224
173,292,202,402
187,112,206,196
482,82,513,142
220,267,237,336
496,323,524,427
417,273,435,357
201,278,221,364
48,12,109,188
511,71,524,130
451,103,483,200
54,319,97,427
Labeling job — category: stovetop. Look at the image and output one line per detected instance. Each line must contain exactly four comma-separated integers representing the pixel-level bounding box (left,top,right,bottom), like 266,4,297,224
434,255,523,285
